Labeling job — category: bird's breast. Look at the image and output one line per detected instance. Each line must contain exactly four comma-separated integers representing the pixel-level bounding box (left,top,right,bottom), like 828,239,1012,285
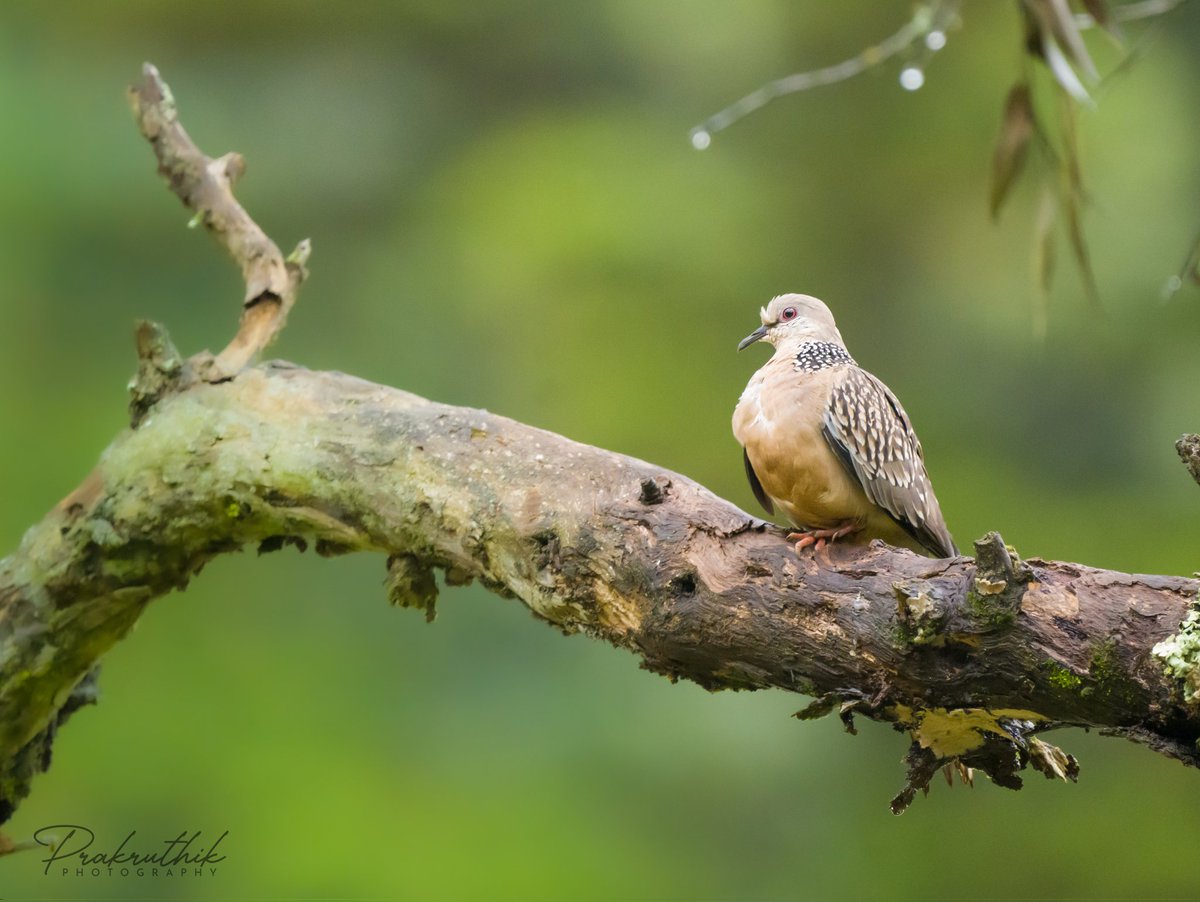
732,370,766,433
734,364,871,529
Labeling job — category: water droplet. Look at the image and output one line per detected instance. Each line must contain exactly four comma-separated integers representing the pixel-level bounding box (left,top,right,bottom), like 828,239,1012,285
924,30,946,51
899,67,925,91
690,128,712,150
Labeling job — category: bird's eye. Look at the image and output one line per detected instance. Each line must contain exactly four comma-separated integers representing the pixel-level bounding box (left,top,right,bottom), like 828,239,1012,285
780,307,797,321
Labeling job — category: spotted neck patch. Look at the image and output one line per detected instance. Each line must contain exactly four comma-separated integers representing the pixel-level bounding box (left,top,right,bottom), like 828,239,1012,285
794,340,855,372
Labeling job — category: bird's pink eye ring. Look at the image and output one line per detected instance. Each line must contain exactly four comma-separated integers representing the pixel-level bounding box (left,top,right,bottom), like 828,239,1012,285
780,307,797,321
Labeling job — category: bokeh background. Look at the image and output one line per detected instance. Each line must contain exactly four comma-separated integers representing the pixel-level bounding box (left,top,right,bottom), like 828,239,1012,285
2,1,1199,899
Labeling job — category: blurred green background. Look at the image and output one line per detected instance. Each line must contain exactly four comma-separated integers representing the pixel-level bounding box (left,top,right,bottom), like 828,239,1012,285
2,1,1199,899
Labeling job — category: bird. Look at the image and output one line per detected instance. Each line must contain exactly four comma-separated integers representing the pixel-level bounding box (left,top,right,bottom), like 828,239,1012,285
732,293,957,558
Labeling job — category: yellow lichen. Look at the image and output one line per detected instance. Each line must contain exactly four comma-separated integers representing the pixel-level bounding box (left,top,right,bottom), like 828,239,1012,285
897,707,1048,757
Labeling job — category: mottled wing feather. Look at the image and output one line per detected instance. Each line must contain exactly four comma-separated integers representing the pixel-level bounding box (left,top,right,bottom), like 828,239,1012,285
821,367,957,557
743,447,774,515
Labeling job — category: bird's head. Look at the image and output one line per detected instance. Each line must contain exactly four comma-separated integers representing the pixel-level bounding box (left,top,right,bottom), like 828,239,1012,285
737,293,845,352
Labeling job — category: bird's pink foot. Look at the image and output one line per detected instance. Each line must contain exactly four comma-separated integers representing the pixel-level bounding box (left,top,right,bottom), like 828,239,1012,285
786,522,858,553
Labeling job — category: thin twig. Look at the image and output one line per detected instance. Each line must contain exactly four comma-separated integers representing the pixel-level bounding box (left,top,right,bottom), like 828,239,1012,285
127,63,310,379
689,0,1187,148
689,2,960,147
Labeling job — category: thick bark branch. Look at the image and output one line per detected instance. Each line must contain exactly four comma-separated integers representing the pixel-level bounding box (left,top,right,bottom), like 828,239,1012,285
2,359,1199,819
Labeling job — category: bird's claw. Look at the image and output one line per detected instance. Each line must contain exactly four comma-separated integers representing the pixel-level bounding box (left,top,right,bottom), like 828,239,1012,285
786,523,857,555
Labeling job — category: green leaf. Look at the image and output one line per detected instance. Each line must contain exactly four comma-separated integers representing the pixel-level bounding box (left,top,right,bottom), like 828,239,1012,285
990,82,1036,219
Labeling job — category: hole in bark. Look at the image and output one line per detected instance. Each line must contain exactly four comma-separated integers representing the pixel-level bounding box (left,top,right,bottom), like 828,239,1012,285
638,476,670,505
670,572,697,596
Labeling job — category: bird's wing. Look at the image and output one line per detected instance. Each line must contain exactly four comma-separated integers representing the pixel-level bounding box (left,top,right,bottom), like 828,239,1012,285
821,366,957,557
743,446,774,515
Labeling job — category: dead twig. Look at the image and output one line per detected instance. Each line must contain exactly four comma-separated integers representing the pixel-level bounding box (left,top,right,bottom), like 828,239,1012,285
127,62,310,379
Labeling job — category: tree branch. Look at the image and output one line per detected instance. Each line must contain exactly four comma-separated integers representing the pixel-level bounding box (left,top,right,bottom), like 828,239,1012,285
3,65,1200,825
3,357,1200,818
128,62,311,379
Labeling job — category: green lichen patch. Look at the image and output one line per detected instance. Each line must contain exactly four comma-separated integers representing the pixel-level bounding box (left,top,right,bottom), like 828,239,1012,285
1042,659,1083,691
966,586,1018,629
1089,638,1138,705
1152,610,1200,704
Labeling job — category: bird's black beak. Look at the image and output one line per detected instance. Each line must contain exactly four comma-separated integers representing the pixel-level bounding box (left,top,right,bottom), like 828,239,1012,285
737,324,769,351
